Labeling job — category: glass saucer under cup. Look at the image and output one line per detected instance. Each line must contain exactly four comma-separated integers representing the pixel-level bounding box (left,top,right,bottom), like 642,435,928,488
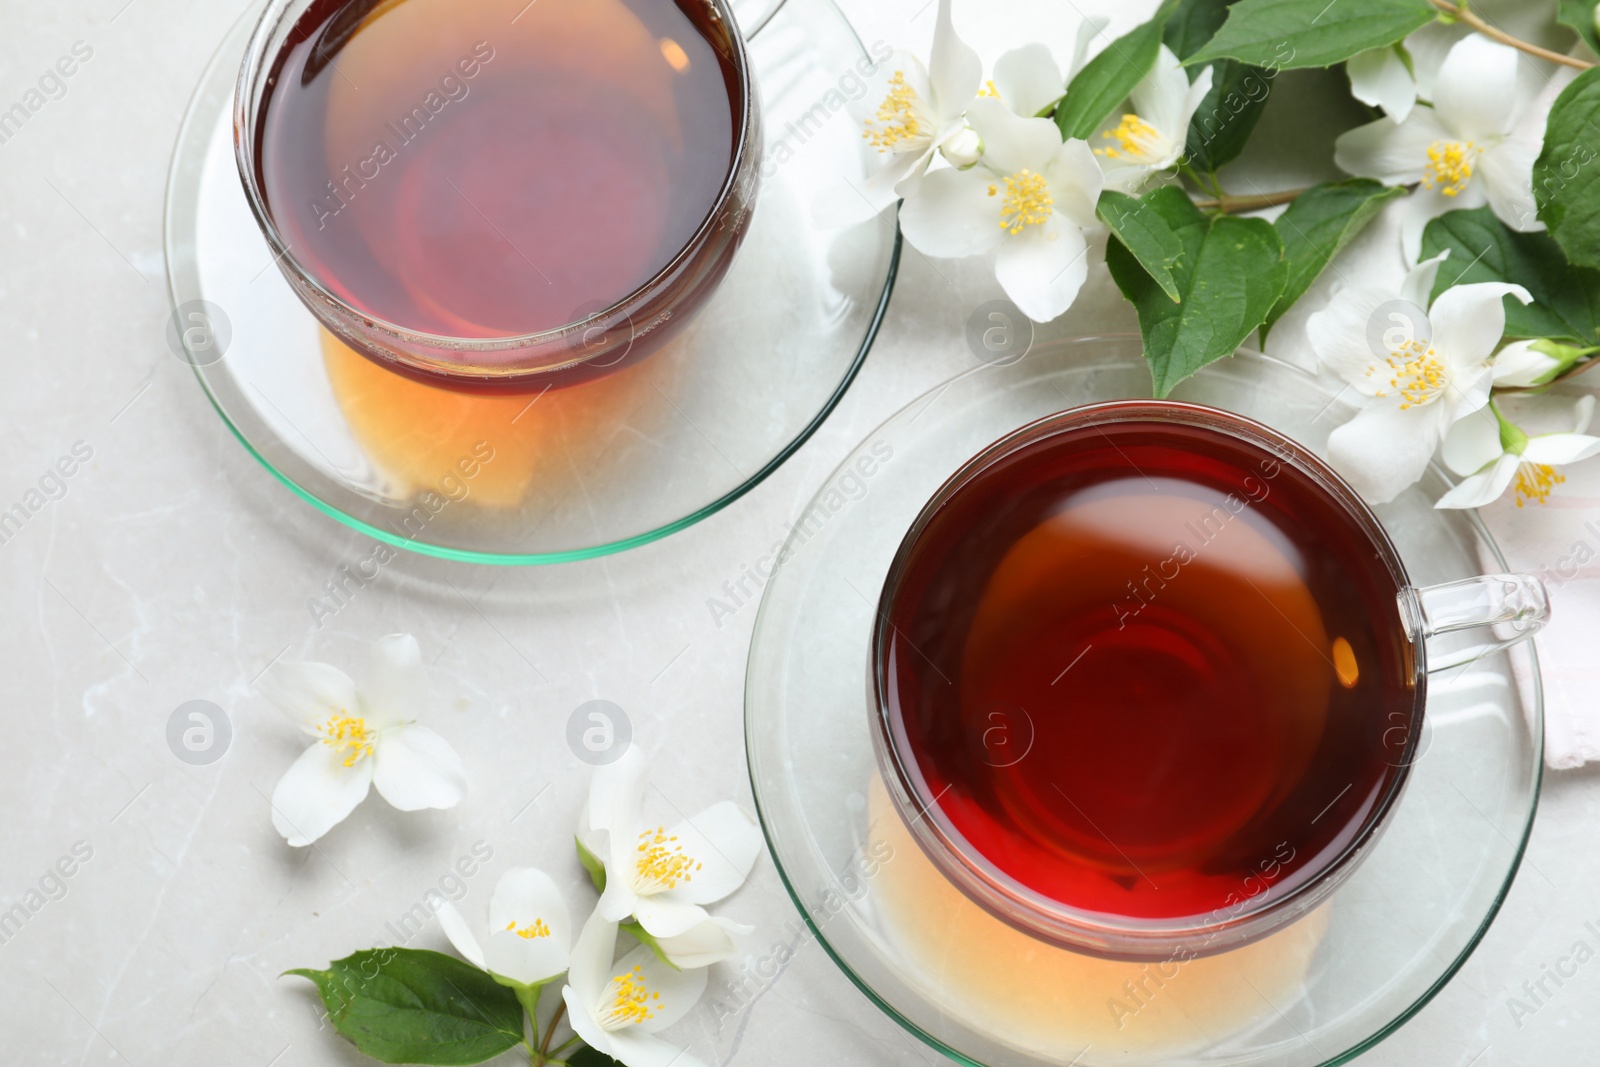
745,337,1542,1067
165,0,898,564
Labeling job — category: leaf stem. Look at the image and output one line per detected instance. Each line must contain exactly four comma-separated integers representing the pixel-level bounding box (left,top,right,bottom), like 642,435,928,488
549,1035,583,1056
537,1002,568,1064
1430,0,1594,69
1193,187,1310,213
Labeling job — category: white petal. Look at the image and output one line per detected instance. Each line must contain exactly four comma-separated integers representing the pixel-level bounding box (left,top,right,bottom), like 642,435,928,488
436,901,486,970
489,868,573,949
270,742,373,847
1407,22,1464,101
928,0,982,120
1434,36,1520,139
1328,403,1445,504
1068,17,1107,78
563,984,615,1060
897,166,1006,259
966,97,1061,175
590,743,649,839
995,220,1091,323
1493,340,1561,387
1305,286,1411,392
993,43,1064,118
1334,109,1452,186
613,941,709,1033
371,724,466,812
567,910,620,1005
1436,452,1520,508
632,895,713,939
605,1031,708,1067
1349,46,1417,122
1478,137,1542,234
1131,46,1191,140
1574,394,1596,435
1431,283,1532,371
655,802,764,906
1046,139,1105,229
1174,65,1216,160
1400,251,1449,309
1441,407,1504,476
260,661,360,735
362,634,426,727
1524,433,1600,466
485,928,570,988
654,917,749,969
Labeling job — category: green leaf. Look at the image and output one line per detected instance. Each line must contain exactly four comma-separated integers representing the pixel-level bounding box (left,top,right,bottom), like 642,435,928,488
286,949,525,1065
1056,0,1181,141
620,920,680,970
1557,0,1600,58
1185,60,1274,172
1421,207,1600,345
1265,179,1405,338
1164,0,1233,60
1099,190,1185,301
1104,187,1287,396
576,834,606,894
567,1048,626,1067
1189,0,1437,70
1535,67,1600,272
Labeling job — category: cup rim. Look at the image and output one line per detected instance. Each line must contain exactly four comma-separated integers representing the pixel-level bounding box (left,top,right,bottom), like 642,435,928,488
231,0,758,376
869,398,1425,960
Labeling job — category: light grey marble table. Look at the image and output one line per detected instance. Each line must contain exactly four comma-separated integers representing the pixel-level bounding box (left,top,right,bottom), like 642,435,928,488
0,0,1594,1065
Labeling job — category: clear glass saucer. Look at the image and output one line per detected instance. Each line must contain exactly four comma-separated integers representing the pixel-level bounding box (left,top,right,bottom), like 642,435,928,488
163,0,897,564
745,338,1543,1067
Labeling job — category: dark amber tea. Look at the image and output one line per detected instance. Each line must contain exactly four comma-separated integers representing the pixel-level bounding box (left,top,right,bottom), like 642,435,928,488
253,0,742,341
876,408,1418,927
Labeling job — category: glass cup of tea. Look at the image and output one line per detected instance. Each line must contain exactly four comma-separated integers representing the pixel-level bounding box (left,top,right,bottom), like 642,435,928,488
234,0,761,392
871,400,1549,961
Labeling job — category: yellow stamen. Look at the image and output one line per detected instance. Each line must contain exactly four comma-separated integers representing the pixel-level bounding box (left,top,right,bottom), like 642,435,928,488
1094,113,1161,161
1514,462,1564,507
504,919,551,940
1423,140,1477,198
989,168,1054,235
1370,337,1448,410
599,965,663,1030
978,79,1002,101
317,714,374,768
863,71,921,152
635,826,701,892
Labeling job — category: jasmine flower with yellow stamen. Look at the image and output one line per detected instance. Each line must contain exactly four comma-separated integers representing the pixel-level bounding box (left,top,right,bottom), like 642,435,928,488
1437,396,1600,509
1307,251,1532,504
899,97,1103,322
1091,44,1212,193
1335,36,1556,261
260,634,466,847
437,868,573,990
563,913,709,1067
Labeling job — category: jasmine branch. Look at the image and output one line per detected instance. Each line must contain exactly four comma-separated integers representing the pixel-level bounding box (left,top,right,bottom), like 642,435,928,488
1430,0,1595,70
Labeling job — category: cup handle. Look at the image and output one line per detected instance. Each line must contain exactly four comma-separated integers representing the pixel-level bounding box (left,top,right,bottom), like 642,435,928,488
1398,574,1550,673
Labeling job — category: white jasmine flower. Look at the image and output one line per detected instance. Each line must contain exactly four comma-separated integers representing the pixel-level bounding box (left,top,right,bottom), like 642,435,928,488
1437,396,1600,508
436,868,571,989
582,745,762,945
1309,252,1532,503
899,97,1103,322
1335,36,1548,260
562,912,709,1067
813,0,980,227
261,635,466,847
1091,44,1213,193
